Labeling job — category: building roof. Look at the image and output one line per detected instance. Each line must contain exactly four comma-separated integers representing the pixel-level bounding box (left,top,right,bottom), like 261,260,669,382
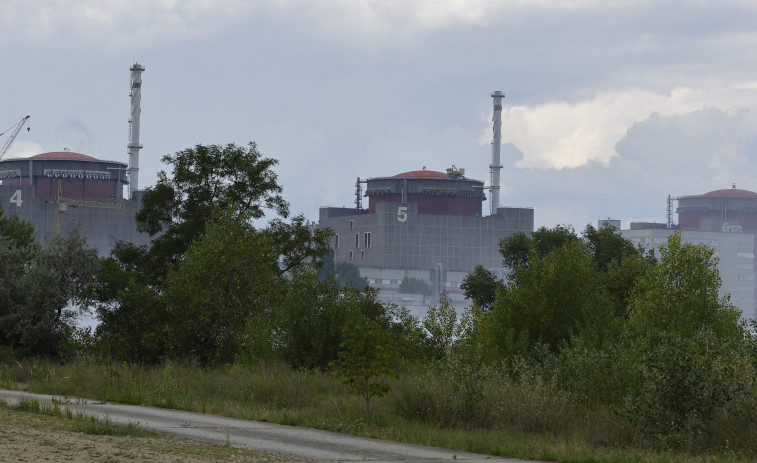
394,170,448,178
681,188,757,199
28,151,98,161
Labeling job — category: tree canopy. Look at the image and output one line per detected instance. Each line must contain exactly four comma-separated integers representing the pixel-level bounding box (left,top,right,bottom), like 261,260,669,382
91,142,334,365
136,142,289,267
459,265,500,311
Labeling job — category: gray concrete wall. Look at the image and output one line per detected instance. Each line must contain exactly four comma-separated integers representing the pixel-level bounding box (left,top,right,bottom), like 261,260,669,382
320,202,533,273
0,184,152,256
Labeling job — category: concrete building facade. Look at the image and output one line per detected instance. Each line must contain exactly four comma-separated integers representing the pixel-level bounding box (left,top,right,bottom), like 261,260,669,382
320,168,533,310
0,151,151,255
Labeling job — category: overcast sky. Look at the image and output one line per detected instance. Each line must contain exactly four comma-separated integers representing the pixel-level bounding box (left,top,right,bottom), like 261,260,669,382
3,0,757,231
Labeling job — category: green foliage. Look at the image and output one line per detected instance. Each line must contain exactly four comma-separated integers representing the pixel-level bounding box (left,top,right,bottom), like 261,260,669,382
398,277,432,296
629,233,743,340
92,143,332,366
89,243,169,363
492,240,615,356
332,321,398,418
0,227,99,358
583,223,656,318
460,265,500,311
582,223,642,271
500,225,579,273
619,233,754,445
422,293,460,360
499,231,531,271
163,207,281,364
624,330,755,445
136,142,289,268
0,204,35,248
333,261,368,290
270,268,365,369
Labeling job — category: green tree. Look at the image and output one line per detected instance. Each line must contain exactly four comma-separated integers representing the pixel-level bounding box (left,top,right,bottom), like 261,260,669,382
136,142,289,269
422,293,460,360
582,223,640,270
398,277,432,296
460,265,500,311
163,208,282,364
333,261,368,290
628,233,742,340
622,234,750,441
500,225,579,271
272,267,365,369
492,240,615,355
0,204,35,248
582,223,655,318
0,229,99,358
92,143,332,364
332,321,398,419
89,242,168,363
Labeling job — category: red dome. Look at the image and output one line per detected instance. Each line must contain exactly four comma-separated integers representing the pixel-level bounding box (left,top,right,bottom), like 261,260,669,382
394,170,448,178
29,151,97,161
700,188,757,198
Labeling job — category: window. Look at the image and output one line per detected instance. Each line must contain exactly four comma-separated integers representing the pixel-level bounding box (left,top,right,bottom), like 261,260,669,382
355,233,359,248
349,220,354,230
334,234,339,250
364,232,372,248
361,250,365,260
349,251,353,261
738,251,754,258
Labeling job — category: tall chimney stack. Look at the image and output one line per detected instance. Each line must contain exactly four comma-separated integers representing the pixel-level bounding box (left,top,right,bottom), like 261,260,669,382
489,90,504,215
128,63,145,198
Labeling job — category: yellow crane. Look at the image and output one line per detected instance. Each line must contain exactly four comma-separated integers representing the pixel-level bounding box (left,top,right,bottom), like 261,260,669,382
0,115,30,160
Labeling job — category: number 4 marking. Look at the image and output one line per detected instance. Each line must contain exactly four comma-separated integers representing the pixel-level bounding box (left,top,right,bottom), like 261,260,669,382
10,190,22,207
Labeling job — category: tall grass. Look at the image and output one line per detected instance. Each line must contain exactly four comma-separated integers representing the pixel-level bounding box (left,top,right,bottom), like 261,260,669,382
0,395,148,437
0,358,755,463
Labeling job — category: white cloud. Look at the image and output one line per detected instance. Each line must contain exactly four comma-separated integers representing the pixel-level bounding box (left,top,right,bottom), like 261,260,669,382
3,141,45,159
485,86,757,170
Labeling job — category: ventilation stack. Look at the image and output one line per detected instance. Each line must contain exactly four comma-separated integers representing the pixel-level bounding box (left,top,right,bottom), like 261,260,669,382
128,63,145,198
489,91,504,215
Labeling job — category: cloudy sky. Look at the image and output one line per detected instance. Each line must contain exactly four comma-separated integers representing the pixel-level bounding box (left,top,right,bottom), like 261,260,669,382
3,0,757,230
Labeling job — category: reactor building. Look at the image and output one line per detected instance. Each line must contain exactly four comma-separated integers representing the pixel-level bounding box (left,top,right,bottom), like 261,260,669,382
0,63,152,255
319,91,534,308
622,186,757,321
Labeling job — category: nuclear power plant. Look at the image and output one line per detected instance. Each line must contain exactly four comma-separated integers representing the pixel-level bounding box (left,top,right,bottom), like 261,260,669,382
0,63,152,255
622,186,757,321
319,91,534,308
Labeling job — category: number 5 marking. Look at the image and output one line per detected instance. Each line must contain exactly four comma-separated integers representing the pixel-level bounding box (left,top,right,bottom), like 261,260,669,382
397,206,408,222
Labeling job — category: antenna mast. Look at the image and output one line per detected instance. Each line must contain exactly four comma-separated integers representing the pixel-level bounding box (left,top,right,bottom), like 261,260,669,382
128,63,145,198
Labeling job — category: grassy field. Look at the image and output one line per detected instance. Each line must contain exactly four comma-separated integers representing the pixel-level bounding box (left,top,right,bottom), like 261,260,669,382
1,358,753,463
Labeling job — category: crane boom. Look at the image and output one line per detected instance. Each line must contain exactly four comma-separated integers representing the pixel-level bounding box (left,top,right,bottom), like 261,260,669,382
0,115,30,160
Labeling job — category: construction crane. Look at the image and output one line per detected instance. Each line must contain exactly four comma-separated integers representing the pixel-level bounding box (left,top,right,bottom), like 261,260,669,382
0,115,31,161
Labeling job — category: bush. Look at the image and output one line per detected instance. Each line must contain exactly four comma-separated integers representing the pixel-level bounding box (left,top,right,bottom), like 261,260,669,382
623,330,756,447
398,277,432,296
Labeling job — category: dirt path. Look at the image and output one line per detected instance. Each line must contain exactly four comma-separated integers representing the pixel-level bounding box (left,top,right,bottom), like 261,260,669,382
0,406,297,463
